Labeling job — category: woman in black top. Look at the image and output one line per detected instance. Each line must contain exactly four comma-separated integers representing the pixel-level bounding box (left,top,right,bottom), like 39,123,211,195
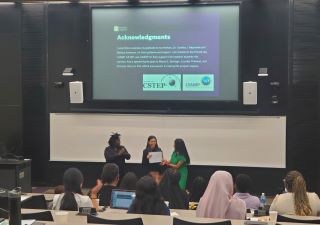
128,176,170,215
189,176,207,202
104,133,130,177
159,168,189,209
142,136,163,175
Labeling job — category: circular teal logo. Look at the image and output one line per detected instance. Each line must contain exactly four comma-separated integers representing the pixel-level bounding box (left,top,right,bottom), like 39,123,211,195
169,79,176,86
201,76,211,85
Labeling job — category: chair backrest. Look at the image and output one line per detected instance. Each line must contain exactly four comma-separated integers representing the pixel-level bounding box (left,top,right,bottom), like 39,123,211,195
0,208,8,219
277,215,320,224
21,195,48,209
21,211,54,221
0,197,8,210
173,217,232,225
87,214,144,225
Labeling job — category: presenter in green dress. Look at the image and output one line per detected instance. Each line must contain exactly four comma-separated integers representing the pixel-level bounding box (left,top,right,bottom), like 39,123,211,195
162,139,190,190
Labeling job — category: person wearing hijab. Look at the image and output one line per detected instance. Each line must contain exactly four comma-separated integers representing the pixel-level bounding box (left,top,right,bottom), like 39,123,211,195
196,170,246,219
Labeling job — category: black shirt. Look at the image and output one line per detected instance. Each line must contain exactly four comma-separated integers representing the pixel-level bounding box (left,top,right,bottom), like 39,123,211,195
142,147,163,173
98,185,117,206
104,145,130,177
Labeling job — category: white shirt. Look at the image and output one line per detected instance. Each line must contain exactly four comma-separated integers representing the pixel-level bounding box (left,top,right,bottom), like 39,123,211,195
52,193,93,210
270,192,320,216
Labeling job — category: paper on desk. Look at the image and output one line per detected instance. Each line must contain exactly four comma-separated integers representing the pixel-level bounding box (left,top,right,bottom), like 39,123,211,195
21,195,32,202
149,152,163,163
22,220,35,225
171,212,179,217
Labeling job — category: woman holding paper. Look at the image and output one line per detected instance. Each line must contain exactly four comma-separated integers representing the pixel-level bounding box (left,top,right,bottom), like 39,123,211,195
142,136,163,177
162,138,190,190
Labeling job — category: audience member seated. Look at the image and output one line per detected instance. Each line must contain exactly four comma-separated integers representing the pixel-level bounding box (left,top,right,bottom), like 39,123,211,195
128,175,170,215
233,174,260,210
188,176,207,202
270,170,320,216
52,168,93,211
196,170,246,219
119,172,138,190
159,168,189,209
149,167,165,185
91,163,119,206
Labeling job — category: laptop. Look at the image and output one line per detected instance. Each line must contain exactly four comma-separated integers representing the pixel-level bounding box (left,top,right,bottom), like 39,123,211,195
110,189,136,209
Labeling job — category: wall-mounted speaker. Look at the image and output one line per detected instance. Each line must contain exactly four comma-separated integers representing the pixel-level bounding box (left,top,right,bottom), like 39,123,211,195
243,81,257,105
69,81,83,104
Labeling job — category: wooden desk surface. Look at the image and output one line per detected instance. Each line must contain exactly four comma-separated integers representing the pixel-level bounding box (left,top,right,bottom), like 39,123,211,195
21,209,320,225
25,193,55,202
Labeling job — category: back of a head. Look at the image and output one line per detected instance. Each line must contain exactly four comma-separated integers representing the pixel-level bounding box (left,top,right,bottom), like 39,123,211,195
160,168,180,188
60,168,84,211
120,172,138,190
235,174,253,194
285,170,312,216
159,169,186,209
131,176,167,215
174,138,190,164
190,176,207,202
197,171,234,218
101,163,119,184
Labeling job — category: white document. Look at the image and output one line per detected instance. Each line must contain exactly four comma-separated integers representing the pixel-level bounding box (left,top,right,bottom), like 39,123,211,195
21,195,32,202
21,220,36,225
149,152,163,163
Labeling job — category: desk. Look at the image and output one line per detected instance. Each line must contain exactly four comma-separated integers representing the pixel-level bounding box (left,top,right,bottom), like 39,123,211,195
25,193,55,202
21,209,320,225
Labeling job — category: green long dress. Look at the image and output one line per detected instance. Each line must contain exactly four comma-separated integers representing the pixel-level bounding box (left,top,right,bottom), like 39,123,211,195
170,151,188,190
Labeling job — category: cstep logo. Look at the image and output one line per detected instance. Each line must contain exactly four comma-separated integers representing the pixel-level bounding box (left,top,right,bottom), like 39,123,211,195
143,74,181,91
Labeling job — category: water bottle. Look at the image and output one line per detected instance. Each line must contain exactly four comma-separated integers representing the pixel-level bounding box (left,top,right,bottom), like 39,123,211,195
8,187,21,225
260,192,266,209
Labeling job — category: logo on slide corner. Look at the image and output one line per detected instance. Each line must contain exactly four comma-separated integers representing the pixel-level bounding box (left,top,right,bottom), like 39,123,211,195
113,25,128,32
183,74,214,91
201,76,211,86
143,74,181,91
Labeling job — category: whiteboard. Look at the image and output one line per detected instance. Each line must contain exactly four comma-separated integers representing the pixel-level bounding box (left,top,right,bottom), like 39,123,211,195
50,113,286,168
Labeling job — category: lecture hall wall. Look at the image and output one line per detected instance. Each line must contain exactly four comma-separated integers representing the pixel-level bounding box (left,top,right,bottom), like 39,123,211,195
0,0,319,195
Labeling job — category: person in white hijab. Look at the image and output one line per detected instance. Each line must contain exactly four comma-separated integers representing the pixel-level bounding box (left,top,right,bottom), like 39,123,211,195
196,171,246,219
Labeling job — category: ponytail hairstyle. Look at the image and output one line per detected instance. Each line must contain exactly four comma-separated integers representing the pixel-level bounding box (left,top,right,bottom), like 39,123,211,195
284,171,312,216
60,168,84,211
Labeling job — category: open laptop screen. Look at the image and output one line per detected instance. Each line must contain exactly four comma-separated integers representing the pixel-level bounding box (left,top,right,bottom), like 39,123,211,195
110,189,136,209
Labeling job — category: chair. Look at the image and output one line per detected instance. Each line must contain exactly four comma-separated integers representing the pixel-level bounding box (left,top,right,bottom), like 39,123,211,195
21,211,54,221
173,217,232,225
0,208,8,219
277,215,320,224
0,197,8,210
87,214,144,225
21,195,48,209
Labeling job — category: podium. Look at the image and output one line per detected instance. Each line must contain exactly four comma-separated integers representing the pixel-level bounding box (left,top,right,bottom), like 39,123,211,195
0,159,31,192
